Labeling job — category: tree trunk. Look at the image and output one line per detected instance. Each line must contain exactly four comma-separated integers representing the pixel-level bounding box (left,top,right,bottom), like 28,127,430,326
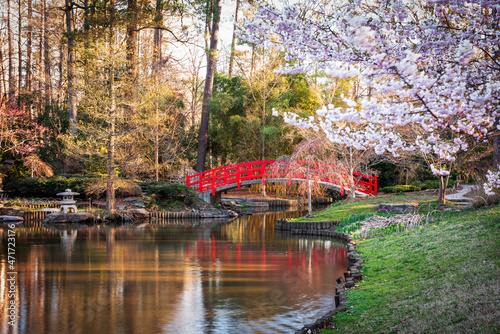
493,117,500,168
27,0,33,92
308,179,312,217
0,49,5,97
190,58,201,128
43,0,51,106
152,0,162,181
494,136,500,168
438,174,450,205
83,0,89,43
228,0,240,77
153,0,162,71
348,148,356,199
82,0,90,67
18,0,23,93
349,167,356,199
38,0,44,105
250,44,255,77
7,0,15,101
65,0,77,135
125,0,138,106
107,114,116,213
106,0,116,213
154,91,160,181
58,37,64,100
196,0,221,173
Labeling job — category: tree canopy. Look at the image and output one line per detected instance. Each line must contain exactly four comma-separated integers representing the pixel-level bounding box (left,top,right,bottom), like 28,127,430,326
241,0,500,202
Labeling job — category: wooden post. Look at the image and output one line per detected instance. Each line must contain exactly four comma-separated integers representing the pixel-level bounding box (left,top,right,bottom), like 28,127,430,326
237,165,240,189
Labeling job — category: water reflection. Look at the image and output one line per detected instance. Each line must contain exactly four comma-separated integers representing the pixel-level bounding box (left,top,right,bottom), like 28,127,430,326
0,211,346,334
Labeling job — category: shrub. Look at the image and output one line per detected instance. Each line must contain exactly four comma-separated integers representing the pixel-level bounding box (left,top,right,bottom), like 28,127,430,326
2,159,30,185
419,180,440,190
3,175,91,197
413,179,455,190
380,185,421,193
143,182,197,205
4,175,143,198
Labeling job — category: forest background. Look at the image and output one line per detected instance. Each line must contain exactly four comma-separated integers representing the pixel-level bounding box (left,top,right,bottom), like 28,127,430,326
0,0,496,211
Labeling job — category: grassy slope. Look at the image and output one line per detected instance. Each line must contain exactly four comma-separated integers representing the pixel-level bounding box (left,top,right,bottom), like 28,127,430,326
324,206,500,333
294,193,439,222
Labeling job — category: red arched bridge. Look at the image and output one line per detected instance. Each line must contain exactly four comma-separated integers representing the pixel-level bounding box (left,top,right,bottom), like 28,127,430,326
186,160,377,202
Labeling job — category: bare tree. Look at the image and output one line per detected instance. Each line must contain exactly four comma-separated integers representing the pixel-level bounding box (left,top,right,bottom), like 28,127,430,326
196,0,222,172
43,0,51,106
26,0,33,92
17,0,22,94
181,45,204,128
125,0,138,106
106,0,117,212
7,0,15,101
65,0,77,135
228,0,240,77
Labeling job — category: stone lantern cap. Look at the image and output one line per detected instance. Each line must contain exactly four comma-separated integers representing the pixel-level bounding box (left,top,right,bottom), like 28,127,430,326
57,189,80,196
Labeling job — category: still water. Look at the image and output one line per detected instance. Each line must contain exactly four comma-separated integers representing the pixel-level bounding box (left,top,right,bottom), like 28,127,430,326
0,210,346,334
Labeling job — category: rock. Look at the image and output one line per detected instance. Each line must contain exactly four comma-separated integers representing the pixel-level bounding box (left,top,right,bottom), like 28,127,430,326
126,208,149,215
0,216,23,222
0,207,21,216
44,212,93,224
123,197,142,202
221,197,243,204
378,203,419,214
123,208,149,221
353,273,363,282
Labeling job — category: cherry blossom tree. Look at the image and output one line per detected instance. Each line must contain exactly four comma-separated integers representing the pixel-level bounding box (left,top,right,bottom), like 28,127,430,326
485,168,500,196
241,0,500,204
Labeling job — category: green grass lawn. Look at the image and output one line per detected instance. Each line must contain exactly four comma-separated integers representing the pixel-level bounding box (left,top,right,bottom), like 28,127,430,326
294,193,441,222
322,206,500,333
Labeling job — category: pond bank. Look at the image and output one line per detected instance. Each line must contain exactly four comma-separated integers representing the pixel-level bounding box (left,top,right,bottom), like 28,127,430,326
291,204,500,333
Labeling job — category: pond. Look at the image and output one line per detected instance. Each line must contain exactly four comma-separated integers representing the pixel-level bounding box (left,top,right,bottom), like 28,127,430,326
0,210,347,334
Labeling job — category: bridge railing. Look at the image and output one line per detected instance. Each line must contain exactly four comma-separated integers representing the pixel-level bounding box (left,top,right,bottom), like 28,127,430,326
186,160,377,196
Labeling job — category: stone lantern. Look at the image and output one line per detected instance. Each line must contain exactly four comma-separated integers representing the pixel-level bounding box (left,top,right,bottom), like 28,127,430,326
57,189,79,213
